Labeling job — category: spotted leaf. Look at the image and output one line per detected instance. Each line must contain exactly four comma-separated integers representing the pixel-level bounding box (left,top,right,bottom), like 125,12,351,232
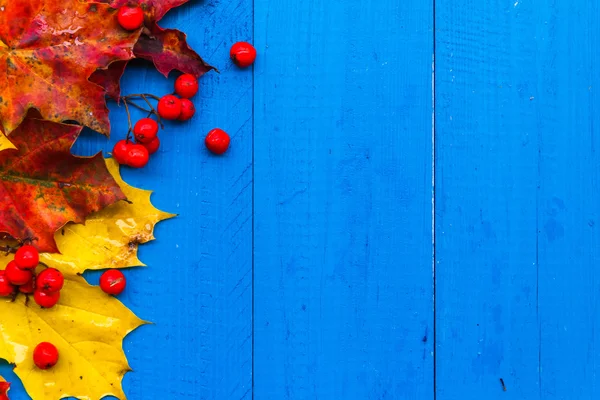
0,0,140,135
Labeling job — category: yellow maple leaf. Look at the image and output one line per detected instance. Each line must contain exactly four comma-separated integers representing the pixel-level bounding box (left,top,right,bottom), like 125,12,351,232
40,158,175,276
0,276,142,399
0,132,15,152
0,158,173,399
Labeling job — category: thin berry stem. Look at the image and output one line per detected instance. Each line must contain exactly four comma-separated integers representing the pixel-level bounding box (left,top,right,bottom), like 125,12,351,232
115,93,163,140
126,93,161,101
124,100,153,114
122,98,134,142
140,94,164,128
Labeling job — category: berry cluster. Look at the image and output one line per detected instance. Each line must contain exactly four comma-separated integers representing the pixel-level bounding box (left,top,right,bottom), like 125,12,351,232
0,249,126,372
112,114,161,169
0,245,65,308
0,246,127,309
159,74,198,122
113,6,257,165
25,269,126,373
27,270,126,373
112,73,202,168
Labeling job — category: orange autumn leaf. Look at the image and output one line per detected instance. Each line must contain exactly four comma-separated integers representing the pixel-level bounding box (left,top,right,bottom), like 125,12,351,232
0,0,140,135
0,118,125,253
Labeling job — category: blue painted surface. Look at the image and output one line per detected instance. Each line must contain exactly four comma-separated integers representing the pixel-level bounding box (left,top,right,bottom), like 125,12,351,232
435,1,541,398
533,3,600,398
436,1,599,399
253,0,433,399
5,0,600,399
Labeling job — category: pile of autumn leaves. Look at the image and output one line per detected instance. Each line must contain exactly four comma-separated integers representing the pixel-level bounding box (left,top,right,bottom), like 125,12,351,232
0,0,214,399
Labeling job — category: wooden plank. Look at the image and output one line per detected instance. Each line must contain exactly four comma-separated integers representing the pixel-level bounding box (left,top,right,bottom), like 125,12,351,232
253,0,434,398
70,1,254,399
534,3,600,398
434,0,600,397
434,1,541,398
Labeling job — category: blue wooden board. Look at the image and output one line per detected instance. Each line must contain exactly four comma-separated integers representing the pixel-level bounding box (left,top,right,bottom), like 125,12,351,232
4,0,600,399
253,0,433,399
436,1,599,399
529,2,599,398
435,1,541,398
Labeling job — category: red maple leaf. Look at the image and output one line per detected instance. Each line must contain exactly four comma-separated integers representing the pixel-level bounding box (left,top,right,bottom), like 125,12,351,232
135,24,215,78
0,0,140,135
0,381,9,400
90,60,129,101
127,0,215,77
0,118,126,253
90,0,215,97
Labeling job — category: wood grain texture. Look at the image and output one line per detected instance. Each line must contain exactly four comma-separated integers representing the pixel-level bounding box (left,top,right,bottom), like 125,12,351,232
253,0,434,398
436,1,599,399
534,2,600,398
435,1,540,398
1,1,252,399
